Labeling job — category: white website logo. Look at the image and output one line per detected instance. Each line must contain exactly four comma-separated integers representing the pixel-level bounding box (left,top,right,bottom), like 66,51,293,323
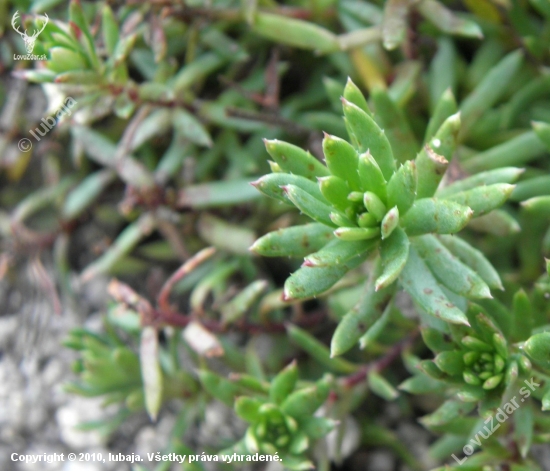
11,11,48,55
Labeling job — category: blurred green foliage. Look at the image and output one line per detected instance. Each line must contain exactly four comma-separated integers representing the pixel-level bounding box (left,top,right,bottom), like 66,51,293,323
1,0,550,469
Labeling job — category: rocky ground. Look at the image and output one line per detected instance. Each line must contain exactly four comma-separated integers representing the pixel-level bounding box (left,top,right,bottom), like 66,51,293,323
0,257,166,471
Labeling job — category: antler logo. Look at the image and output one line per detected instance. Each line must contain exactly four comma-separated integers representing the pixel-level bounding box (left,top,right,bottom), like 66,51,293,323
11,11,49,54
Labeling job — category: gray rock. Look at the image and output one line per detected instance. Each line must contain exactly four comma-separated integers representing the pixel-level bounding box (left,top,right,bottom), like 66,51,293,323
134,415,175,458
366,450,396,471
0,315,18,348
532,444,550,471
56,398,108,449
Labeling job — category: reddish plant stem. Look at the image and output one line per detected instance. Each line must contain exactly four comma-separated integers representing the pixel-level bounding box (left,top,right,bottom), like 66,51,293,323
152,306,327,334
110,274,328,334
156,247,216,312
341,329,420,389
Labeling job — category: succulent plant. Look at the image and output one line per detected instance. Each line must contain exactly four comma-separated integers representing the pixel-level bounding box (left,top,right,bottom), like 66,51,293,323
419,310,526,404
223,363,334,470
252,79,516,356
64,317,198,422
402,287,550,468
5,1,550,470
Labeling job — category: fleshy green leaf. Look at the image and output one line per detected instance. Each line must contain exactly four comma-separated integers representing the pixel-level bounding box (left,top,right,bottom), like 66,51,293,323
283,251,367,301
269,361,298,405
421,327,454,353
280,378,330,420
387,160,417,215
423,110,460,169
438,235,503,290
72,126,155,190
287,325,358,374
322,134,361,191
198,370,240,406
324,76,345,111
235,397,264,423
363,191,387,221
252,12,339,54
300,416,337,440
80,214,156,281
368,371,399,400
413,235,492,299
420,400,477,428
264,139,329,180
102,5,119,56
140,327,163,421
460,50,524,133
482,374,503,390
456,385,485,402
178,178,261,208
382,0,410,50
62,169,116,220
426,88,457,140
434,351,464,375
414,146,449,199
542,389,550,411
198,214,255,255
319,176,351,211
173,109,212,147
289,431,309,455
221,280,267,324
418,360,445,379
331,261,395,356
380,206,399,239
463,130,545,173
511,289,533,342
371,87,418,162
443,184,515,218
418,0,483,39
438,167,524,198
358,151,388,201
250,223,333,258
251,173,325,205
334,226,380,240
401,198,473,236
276,454,314,471
399,374,446,394
303,238,376,267
343,77,371,114
461,336,493,352
342,99,395,179
358,304,392,349
400,246,469,325
375,227,409,291
511,174,550,202
283,184,337,227
524,333,550,370
492,333,508,360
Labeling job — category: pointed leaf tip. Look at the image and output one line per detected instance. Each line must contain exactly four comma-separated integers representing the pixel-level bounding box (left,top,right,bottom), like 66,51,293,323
400,246,470,325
